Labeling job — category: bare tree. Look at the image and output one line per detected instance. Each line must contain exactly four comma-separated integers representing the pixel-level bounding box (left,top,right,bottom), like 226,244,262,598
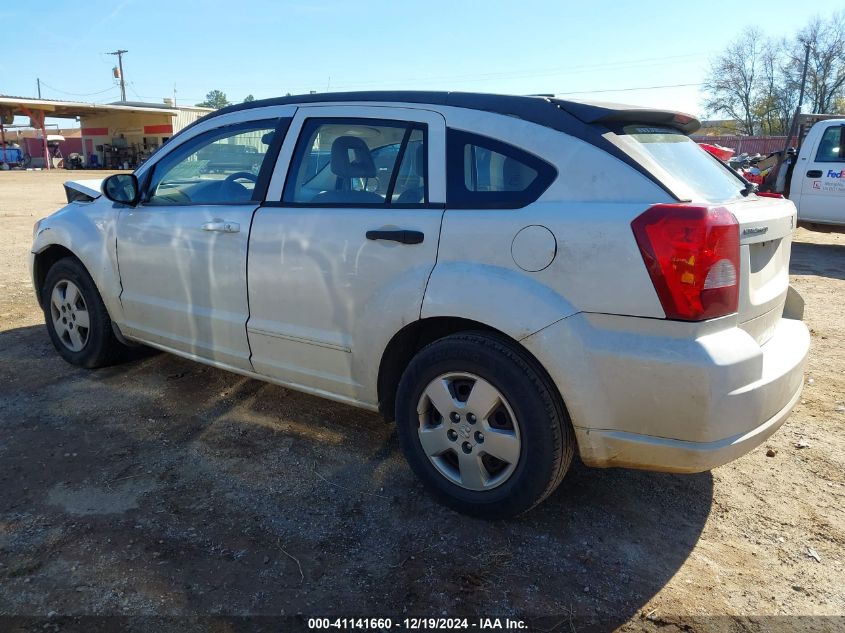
702,11,845,134
756,39,795,134
786,12,845,113
703,27,766,134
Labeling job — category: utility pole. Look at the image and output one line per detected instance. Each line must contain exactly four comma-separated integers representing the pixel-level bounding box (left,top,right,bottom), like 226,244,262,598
108,49,128,101
783,42,812,153
37,78,41,98
770,41,812,196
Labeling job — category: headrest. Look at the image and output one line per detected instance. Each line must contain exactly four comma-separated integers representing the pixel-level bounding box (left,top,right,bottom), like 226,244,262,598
503,157,536,191
414,143,425,175
331,136,376,178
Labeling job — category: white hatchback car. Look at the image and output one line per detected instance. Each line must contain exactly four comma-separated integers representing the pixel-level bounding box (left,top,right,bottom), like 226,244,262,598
30,92,810,517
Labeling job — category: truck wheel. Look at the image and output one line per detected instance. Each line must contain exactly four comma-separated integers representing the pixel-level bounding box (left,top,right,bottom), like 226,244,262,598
41,257,128,368
395,331,575,518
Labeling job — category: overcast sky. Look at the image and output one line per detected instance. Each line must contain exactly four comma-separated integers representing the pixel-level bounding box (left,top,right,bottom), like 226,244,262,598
2,0,843,126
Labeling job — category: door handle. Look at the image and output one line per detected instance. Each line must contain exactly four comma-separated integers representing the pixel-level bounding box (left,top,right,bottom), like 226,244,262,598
201,221,240,233
807,170,823,178
366,229,424,244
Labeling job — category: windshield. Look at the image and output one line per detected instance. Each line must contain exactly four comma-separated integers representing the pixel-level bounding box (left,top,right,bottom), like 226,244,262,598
616,125,745,204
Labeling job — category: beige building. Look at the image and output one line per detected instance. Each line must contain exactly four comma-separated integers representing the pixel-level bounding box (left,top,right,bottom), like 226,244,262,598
0,96,213,169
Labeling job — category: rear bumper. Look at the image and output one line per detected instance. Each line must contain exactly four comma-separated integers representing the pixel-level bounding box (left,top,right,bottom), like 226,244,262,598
522,308,810,473
573,378,803,473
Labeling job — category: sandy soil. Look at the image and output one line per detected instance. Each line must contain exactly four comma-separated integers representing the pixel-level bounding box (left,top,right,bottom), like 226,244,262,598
0,170,843,632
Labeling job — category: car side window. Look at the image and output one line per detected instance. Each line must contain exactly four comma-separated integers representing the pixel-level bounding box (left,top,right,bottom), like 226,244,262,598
283,118,427,205
814,126,845,163
464,144,538,192
447,129,556,209
145,119,284,205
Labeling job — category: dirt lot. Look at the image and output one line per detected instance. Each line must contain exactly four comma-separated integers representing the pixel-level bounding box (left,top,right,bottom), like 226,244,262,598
0,170,843,632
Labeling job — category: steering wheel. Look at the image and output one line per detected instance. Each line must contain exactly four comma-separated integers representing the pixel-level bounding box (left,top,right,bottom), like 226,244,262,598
223,171,258,184
218,171,258,201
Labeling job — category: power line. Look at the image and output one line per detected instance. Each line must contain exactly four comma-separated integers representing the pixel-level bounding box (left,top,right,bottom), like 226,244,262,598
64,55,704,106
298,53,708,93
164,83,704,106
555,82,703,96
134,82,704,107
127,81,148,101
93,51,708,105
173,52,707,99
37,81,119,97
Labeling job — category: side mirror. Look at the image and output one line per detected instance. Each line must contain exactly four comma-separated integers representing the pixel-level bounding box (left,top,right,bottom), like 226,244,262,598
102,173,140,206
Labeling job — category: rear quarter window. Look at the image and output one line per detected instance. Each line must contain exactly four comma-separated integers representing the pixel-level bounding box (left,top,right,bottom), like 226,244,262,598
447,129,556,209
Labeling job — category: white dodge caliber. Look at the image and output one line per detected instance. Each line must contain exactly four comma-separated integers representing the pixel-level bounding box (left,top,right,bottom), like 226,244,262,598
30,92,810,517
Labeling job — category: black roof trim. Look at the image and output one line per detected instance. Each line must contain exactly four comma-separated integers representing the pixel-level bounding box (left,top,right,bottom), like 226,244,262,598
201,91,568,130
197,90,700,134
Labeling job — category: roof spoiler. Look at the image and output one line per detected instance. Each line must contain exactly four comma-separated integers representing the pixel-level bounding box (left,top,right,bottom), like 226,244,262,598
551,99,701,135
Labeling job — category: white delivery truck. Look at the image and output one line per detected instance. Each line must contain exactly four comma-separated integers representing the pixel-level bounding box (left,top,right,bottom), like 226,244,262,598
766,114,845,226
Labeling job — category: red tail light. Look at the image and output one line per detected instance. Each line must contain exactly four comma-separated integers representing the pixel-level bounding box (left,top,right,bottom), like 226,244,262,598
632,204,739,321
756,191,784,199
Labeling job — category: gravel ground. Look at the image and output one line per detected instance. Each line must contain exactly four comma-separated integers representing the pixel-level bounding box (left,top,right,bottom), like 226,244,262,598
0,170,843,632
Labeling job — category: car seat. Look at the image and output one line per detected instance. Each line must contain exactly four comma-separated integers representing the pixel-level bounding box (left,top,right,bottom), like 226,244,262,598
311,136,384,204
396,144,426,203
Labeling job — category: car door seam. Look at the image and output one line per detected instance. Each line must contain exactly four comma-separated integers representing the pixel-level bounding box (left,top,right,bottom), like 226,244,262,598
244,205,261,371
419,208,446,320
115,209,126,309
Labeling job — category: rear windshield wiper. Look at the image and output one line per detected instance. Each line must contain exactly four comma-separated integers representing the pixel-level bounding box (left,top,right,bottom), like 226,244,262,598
740,181,757,197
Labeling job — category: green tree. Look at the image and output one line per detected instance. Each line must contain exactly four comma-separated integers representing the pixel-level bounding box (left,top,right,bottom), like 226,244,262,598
196,90,231,109
243,94,255,103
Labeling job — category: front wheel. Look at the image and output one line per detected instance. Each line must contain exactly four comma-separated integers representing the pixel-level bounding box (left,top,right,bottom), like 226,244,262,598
395,332,575,518
41,257,128,368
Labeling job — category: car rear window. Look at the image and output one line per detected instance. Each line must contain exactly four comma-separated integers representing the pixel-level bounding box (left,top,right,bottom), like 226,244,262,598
616,125,745,204
447,129,556,209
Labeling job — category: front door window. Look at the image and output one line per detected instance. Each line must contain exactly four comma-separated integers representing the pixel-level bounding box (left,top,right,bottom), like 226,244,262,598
146,122,279,205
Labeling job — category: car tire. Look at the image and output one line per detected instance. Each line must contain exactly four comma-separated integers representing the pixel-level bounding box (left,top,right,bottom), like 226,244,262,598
395,331,575,518
41,257,128,368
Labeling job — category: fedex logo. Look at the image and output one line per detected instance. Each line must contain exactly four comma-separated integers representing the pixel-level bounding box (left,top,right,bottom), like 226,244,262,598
828,169,845,178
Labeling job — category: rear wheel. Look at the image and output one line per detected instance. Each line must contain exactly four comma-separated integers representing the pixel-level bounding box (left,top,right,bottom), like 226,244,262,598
395,332,575,518
41,257,128,368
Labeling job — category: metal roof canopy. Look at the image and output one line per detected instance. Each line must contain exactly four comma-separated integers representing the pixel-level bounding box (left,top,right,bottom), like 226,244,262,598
0,96,179,119
0,96,179,169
